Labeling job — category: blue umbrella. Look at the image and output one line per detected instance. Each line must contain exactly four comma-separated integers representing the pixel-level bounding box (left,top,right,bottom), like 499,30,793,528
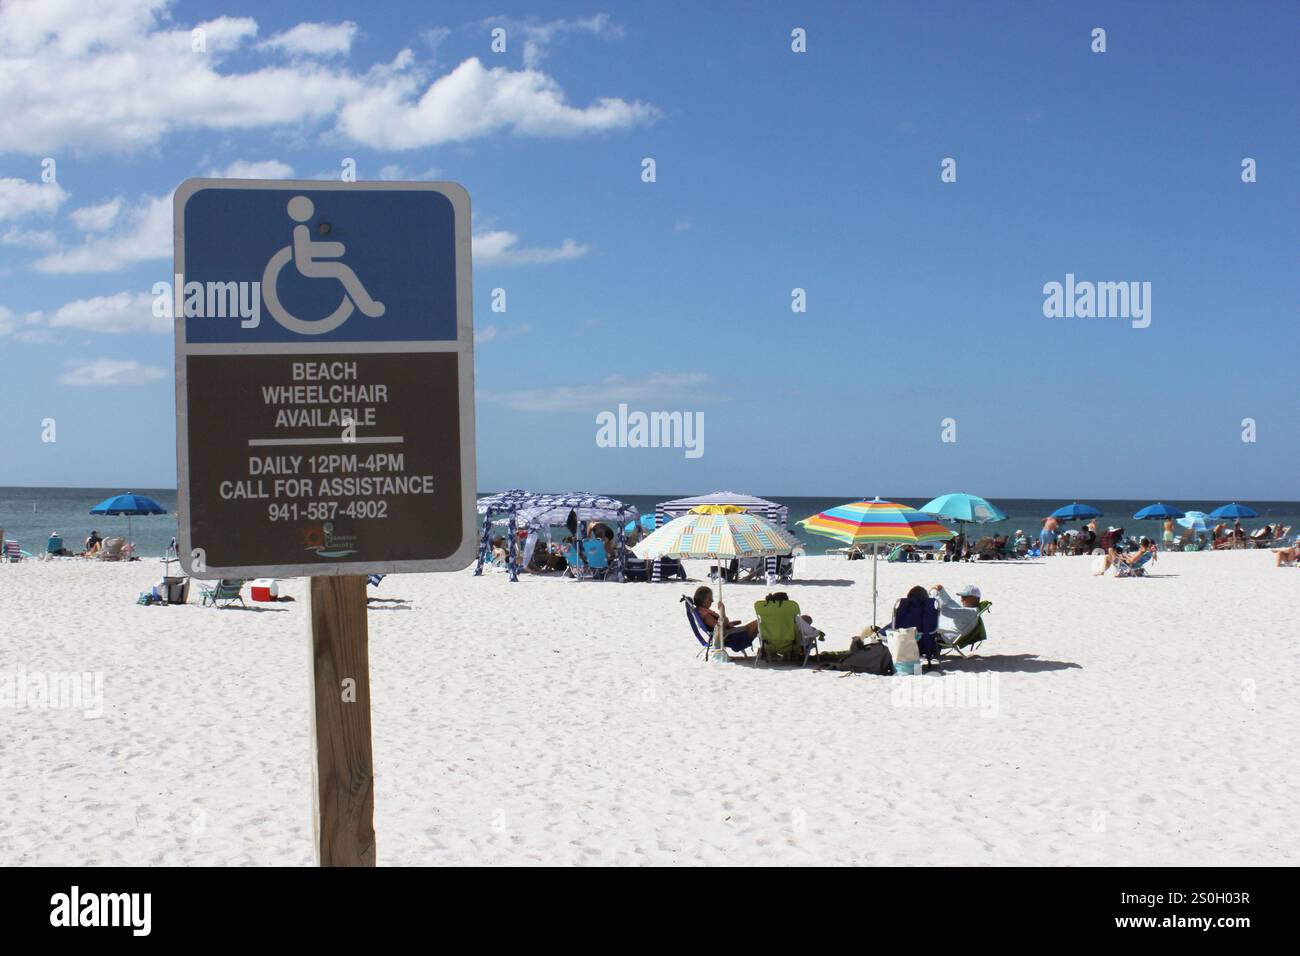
90,493,167,550
1208,503,1259,520
1133,503,1185,520
1177,511,1210,532
1050,502,1102,521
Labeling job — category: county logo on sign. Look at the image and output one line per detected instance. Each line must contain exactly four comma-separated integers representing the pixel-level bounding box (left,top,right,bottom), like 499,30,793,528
302,523,358,559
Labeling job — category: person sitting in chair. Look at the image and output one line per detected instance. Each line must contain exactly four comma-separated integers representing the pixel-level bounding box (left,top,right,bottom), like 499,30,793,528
931,583,986,648
692,586,758,651
84,529,103,555
1095,537,1155,575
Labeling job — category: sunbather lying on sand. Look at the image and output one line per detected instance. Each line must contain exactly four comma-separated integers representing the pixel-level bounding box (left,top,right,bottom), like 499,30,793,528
1275,544,1300,567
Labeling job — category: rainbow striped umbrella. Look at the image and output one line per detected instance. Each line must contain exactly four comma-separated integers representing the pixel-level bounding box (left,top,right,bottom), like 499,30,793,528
798,498,954,625
633,505,798,661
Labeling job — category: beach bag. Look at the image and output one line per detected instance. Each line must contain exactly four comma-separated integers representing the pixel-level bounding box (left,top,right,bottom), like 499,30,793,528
839,640,894,675
889,626,920,664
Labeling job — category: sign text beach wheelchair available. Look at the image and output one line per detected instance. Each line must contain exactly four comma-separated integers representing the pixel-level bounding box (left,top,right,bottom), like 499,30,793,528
173,179,477,578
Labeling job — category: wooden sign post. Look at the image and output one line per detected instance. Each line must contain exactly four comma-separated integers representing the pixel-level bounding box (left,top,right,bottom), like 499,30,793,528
173,179,477,867
308,575,375,866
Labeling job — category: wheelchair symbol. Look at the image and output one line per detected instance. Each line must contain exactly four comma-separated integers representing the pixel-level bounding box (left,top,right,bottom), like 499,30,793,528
262,195,385,335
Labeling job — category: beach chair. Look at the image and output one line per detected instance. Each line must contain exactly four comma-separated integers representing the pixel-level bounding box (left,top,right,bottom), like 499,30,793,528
97,537,126,561
200,579,246,608
753,597,818,666
3,540,22,562
657,556,688,581
581,539,610,580
885,594,943,665
679,595,752,659
937,600,992,657
623,556,649,582
1114,550,1155,578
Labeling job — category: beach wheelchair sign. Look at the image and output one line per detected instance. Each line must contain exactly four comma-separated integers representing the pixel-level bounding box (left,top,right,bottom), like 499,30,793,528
173,179,477,578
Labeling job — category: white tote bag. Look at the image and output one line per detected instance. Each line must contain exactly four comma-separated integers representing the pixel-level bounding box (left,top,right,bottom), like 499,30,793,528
889,626,920,664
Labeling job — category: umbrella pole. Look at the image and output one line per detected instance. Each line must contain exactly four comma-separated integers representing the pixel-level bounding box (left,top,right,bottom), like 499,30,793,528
712,557,727,662
872,542,879,627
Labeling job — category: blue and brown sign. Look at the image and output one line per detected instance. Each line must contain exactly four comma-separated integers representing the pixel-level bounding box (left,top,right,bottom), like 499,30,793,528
173,179,476,578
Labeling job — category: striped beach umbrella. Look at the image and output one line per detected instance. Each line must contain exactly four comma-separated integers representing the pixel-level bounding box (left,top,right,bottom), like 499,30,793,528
633,505,798,661
798,498,954,625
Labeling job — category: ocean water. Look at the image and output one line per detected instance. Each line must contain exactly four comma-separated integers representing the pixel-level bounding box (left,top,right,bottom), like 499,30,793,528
3,487,1297,559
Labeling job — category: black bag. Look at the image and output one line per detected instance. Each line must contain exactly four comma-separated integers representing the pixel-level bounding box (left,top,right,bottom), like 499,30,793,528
837,640,894,675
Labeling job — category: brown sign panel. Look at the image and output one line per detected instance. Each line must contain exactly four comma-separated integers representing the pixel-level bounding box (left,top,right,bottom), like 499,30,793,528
185,352,464,570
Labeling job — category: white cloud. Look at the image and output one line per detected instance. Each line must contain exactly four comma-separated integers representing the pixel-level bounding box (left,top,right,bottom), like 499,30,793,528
482,15,622,69
69,198,124,232
260,21,357,57
474,323,531,345
47,290,168,334
206,159,295,179
0,177,67,220
0,2,656,154
338,57,657,150
0,226,58,249
377,163,440,181
33,194,170,273
479,372,714,412
473,230,588,266
58,358,167,387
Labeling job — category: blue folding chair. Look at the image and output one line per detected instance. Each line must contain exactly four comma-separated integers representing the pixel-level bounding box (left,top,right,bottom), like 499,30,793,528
885,594,942,666
582,539,610,580
679,595,752,659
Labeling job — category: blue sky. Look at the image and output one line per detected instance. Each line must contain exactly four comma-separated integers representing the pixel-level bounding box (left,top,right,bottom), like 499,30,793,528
1,0,1296,500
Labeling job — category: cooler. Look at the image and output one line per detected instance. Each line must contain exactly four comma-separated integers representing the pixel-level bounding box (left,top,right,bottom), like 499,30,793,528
250,579,279,602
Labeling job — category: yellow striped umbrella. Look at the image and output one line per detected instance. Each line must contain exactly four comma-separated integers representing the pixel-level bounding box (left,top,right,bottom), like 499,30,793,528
634,505,798,661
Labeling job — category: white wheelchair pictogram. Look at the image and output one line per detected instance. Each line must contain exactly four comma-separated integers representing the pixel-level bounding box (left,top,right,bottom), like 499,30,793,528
262,195,386,335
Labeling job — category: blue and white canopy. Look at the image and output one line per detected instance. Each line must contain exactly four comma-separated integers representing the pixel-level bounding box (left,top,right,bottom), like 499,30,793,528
475,490,638,581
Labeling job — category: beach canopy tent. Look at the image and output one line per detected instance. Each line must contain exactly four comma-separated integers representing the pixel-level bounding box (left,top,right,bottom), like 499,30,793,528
653,492,789,582
89,492,167,550
1133,503,1185,520
633,505,798,661
475,491,639,581
1208,503,1259,520
1050,502,1103,521
798,497,953,626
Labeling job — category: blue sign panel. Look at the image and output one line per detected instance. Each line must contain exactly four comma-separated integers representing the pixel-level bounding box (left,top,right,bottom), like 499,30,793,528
181,185,458,344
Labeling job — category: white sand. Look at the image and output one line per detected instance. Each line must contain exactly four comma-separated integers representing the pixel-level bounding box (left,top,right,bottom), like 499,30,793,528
2,550,1297,866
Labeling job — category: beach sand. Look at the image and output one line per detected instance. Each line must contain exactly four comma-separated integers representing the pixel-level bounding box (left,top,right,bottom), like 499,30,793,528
2,551,1296,866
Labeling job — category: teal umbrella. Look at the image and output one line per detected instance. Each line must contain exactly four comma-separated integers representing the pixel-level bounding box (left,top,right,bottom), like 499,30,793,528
920,492,1007,524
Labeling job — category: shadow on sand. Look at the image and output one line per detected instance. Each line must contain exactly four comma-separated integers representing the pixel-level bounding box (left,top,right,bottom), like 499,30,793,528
367,597,411,611
934,653,1081,674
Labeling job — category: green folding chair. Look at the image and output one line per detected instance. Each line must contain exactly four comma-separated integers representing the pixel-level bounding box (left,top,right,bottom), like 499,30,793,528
754,598,819,666
937,599,991,657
